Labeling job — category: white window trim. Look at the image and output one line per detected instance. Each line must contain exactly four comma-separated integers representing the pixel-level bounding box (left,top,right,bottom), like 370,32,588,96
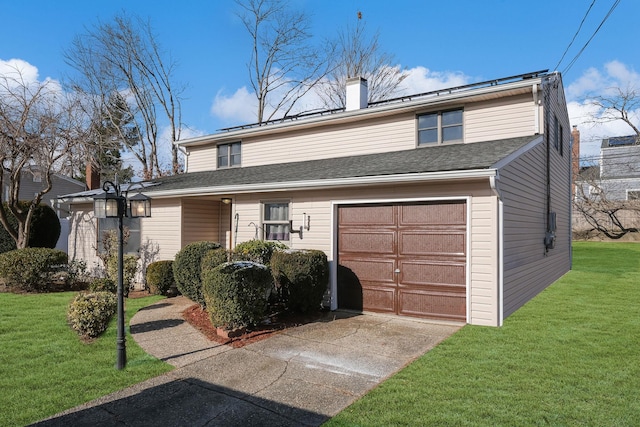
416,108,463,146
261,200,291,242
217,142,241,169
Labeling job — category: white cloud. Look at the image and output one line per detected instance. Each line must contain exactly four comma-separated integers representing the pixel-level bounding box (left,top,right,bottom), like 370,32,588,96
396,66,471,97
210,86,258,126
0,58,40,84
566,61,640,164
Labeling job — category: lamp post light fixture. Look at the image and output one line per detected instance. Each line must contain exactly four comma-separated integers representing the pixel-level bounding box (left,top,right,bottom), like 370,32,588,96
93,180,151,370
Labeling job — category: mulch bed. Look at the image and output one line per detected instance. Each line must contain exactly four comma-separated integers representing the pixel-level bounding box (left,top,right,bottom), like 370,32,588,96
182,302,325,348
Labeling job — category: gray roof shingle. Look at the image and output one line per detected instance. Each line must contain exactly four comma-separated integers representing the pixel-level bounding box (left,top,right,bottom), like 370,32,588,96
144,135,538,194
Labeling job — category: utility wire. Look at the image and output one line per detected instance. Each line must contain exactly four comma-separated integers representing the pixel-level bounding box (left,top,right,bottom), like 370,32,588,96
553,0,596,72
562,0,621,75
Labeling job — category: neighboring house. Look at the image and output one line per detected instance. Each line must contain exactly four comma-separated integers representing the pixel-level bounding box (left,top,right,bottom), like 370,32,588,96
587,135,640,200
63,70,572,327
2,166,85,214
2,166,85,252
573,135,640,234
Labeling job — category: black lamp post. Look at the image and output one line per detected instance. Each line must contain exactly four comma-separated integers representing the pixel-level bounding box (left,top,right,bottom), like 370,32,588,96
93,180,151,370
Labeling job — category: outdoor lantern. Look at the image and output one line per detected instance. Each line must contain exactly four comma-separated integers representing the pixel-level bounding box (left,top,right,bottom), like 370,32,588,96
129,192,152,218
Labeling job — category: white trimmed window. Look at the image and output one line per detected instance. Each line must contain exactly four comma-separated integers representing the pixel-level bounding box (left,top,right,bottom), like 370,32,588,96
627,190,640,200
417,109,463,145
262,202,290,241
217,142,241,168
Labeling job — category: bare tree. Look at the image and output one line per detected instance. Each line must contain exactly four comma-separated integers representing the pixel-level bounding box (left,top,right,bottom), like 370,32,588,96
589,85,640,142
317,14,408,109
574,168,640,239
573,85,640,239
0,64,88,248
65,12,184,179
236,0,332,123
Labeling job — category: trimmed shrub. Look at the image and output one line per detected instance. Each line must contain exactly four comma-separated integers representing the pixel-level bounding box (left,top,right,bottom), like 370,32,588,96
105,254,138,298
201,248,230,272
233,240,287,266
202,261,272,328
0,202,61,253
89,277,117,294
173,241,221,306
67,291,117,339
0,247,68,292
146,260,176,296
271,250,329,313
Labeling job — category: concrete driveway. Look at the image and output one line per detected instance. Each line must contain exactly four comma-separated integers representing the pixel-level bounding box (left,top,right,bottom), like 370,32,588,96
34,297,461,426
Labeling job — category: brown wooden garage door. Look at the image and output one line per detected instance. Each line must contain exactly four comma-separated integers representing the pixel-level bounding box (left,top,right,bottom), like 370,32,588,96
337,201,466,321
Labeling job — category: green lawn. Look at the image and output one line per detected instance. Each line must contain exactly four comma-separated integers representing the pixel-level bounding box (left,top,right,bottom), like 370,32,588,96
327,242,640,426
0,292,173,426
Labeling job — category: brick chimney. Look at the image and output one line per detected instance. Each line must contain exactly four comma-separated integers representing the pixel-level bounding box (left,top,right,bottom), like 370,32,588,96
85,159,100,190
571,125,580,196
346,77,368,111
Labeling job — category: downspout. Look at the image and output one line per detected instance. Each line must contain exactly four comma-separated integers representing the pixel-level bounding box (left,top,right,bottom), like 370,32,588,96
543,75,557,253
490,173,504,326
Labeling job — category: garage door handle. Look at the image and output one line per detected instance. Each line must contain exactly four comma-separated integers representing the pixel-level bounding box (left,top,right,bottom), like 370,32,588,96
394,269,401,274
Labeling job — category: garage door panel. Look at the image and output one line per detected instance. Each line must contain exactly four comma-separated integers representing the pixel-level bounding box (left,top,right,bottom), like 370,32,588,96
339,231,395,255
339,205,395,226
361,287,396,314
340,258,396,283
399,231,465,257
399,289,466,320
399,261,466,287
399,203,466,226
338,202,467,321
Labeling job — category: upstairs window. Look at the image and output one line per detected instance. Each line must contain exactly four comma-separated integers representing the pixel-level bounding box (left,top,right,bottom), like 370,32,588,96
417,109,463,145
263,202,290,241
217,142,241,168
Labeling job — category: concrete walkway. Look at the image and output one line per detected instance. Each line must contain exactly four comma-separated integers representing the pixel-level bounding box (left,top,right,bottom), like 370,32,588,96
34,297,461,426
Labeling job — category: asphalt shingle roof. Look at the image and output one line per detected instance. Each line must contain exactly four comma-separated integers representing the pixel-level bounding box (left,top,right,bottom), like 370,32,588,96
143,135,539,195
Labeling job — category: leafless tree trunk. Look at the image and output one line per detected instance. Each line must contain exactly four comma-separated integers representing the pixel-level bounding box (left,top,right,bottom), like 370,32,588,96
317,15,408,109
0,64,88,248
236,0,333,123
574,171,640,239
65,12,184,179
574,86,640,238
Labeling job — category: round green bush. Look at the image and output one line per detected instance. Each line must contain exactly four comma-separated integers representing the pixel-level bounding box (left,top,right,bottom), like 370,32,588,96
271,249,329,313
201,248,230,272
173,241,221,307
0,202,61,253
146,260,176,296
89,277,117,293
233,240,287,266
202,261,272,329
0,247,68,292
67,291,117,339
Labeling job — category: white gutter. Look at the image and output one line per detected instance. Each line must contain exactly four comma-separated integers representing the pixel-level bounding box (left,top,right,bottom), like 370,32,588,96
144,168,498,198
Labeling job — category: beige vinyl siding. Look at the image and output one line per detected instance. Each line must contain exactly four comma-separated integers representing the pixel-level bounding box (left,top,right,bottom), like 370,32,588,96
242,114,416,167
67,202,99,266
187,145,217,173
469,196,499,326
465,93,537,143
181,198,220,247
140,199,182,260
222,180,499,325
499,82,571,319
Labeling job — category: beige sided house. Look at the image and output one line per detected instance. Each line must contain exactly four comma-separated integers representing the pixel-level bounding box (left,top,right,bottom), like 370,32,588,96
65,70,571,327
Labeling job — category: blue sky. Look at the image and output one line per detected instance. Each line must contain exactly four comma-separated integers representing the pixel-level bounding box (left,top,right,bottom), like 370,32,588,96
1,0,638,163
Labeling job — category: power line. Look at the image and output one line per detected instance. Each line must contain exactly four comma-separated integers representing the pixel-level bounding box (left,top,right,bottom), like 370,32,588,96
552,0,596,72
561,0,621,75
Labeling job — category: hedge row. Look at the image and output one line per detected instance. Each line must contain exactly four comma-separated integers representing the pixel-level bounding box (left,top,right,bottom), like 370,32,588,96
0,247,68,292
